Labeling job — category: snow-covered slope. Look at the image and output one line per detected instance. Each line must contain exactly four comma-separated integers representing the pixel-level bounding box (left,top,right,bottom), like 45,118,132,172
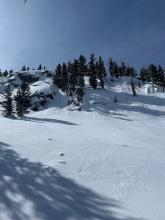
0,77,165,220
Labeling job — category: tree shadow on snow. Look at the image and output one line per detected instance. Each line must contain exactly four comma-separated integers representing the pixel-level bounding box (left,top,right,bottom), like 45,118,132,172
0,142,145,220
19,116,78,126
84,89,165,119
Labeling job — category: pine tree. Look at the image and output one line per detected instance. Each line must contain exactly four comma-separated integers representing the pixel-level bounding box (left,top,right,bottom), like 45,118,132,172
113,62,119,78
9,69,14,75
54,64,63,89
78,55,87,77
148,64,157,85
21,65,26,71
61,63,68,92
109,58,114,78
69,59,78,92
155,65,164,85
15,82,31,117
3,70,8,77
121,62,127,76
140,67,147,82
74,55,86,104
97,56,106,89
89,54,97,89
1,84,14,117
37,64,42,70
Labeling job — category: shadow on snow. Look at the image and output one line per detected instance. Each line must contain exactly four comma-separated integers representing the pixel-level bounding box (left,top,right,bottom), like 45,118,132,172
0,142,145,220
83,88,165,119
19,116,78,126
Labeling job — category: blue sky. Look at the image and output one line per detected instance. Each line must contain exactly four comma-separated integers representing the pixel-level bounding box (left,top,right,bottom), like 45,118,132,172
0,0,165,71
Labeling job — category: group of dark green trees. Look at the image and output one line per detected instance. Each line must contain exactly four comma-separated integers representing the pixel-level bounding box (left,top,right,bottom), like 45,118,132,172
1,82,31,117
140,64,165,86
54,54,106,105
0,54,164,117
109,58,165,87
109,58,137,78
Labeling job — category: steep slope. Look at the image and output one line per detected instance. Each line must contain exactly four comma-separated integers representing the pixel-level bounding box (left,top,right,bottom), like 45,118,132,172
0,78,165,220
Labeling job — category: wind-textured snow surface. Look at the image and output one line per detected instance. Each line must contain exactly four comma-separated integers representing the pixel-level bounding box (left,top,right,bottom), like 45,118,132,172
0,78,165,220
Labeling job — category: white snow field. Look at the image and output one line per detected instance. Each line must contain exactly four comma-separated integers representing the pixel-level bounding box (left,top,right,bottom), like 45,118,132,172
0,79,165,220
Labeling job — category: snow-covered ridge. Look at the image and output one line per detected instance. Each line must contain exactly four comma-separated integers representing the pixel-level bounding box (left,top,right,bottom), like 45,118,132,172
1,70,164,114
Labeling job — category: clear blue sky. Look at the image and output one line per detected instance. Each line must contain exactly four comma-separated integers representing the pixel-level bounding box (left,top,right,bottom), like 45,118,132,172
0,0,165,71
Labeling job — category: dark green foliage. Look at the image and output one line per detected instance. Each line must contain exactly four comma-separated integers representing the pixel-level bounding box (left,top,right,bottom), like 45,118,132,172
54,63,69,92
140,64,165,86
3,70,9,77
21,65,26,71
157,66,165,86
54,64,63,89
109,58,118,78
15,82,31,117
109,58,114,77
18,73,39,83
69,59,78,92
140,67,148,82
89,54,97,89
109,58,137,78
37,64,42,70
78,55,87,77
127,66,137,77
61,63,68,92
97,56,106,89
1,84,14,117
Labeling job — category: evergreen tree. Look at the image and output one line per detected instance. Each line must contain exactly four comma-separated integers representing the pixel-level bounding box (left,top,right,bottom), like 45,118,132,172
109,58,114,78
66,62,74,104
69,59,78,92
113,62,119,78
89,54,97,89
3,70,8,77
148,64,157,85
74,55,86,104
78,55,87,77
1,84,14,117
37,64,42,70
109,58,119,78
130,66,137,77
54,64,63,89
21,65,26,71
140,67,147,82
15,82,31,117
97,56,105,89
121,62,127,76
61,63,68,92
155,65,164,85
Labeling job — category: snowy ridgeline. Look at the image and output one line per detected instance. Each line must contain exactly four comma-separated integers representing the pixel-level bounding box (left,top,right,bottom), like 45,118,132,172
0,70,164,114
